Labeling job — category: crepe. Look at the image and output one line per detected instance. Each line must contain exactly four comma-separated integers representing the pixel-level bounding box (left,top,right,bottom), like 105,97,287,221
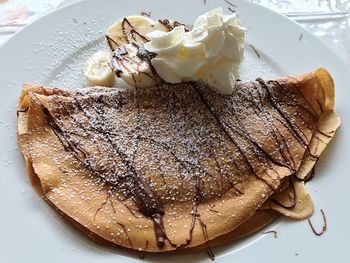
25,155,278,251
17,68,340,253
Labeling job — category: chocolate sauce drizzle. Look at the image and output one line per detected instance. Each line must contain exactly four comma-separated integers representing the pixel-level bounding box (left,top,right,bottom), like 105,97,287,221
249,44,261,59
199,217,215,260
105,35,119,51
43,99,172,248
40,73,319,255
158,19,190,32
124,204,142,218
108,18,159,86
262,230,278,238
140,11,151,17
138,240,149,259
191,82,293,190
225,0,237,7
228,7,236,13
122,18,149,44
177,201,213,259
118,222,134,248
93,189,116,220
308,209,327,236
16,107,29,117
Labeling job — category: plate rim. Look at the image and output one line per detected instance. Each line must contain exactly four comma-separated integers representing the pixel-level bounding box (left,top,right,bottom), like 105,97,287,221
0,0,348,262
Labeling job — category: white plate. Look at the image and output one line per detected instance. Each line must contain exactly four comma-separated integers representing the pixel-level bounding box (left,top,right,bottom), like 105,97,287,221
0,0,349,262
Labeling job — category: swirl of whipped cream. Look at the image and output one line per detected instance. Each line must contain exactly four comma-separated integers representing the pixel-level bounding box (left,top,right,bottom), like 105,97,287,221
144,8,246,94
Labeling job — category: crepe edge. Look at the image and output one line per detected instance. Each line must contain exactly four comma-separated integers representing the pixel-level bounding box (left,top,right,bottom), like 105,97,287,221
262,68,341,219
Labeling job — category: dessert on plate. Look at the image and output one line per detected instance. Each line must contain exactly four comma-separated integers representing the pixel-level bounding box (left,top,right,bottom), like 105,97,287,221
17,8,340,258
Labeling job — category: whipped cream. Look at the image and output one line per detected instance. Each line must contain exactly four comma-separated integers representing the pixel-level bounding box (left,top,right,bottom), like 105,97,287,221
144,8,246,94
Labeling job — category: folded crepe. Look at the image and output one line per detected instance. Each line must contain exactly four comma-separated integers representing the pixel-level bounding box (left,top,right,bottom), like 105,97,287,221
17,68,340,253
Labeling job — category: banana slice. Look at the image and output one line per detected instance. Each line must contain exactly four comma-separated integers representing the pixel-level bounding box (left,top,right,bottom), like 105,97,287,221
111,43,160,88
106,16,187,88
84,51,116,87
106,16,173,49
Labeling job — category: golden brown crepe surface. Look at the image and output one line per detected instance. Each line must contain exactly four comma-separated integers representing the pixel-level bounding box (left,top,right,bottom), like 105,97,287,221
17,68,340,252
